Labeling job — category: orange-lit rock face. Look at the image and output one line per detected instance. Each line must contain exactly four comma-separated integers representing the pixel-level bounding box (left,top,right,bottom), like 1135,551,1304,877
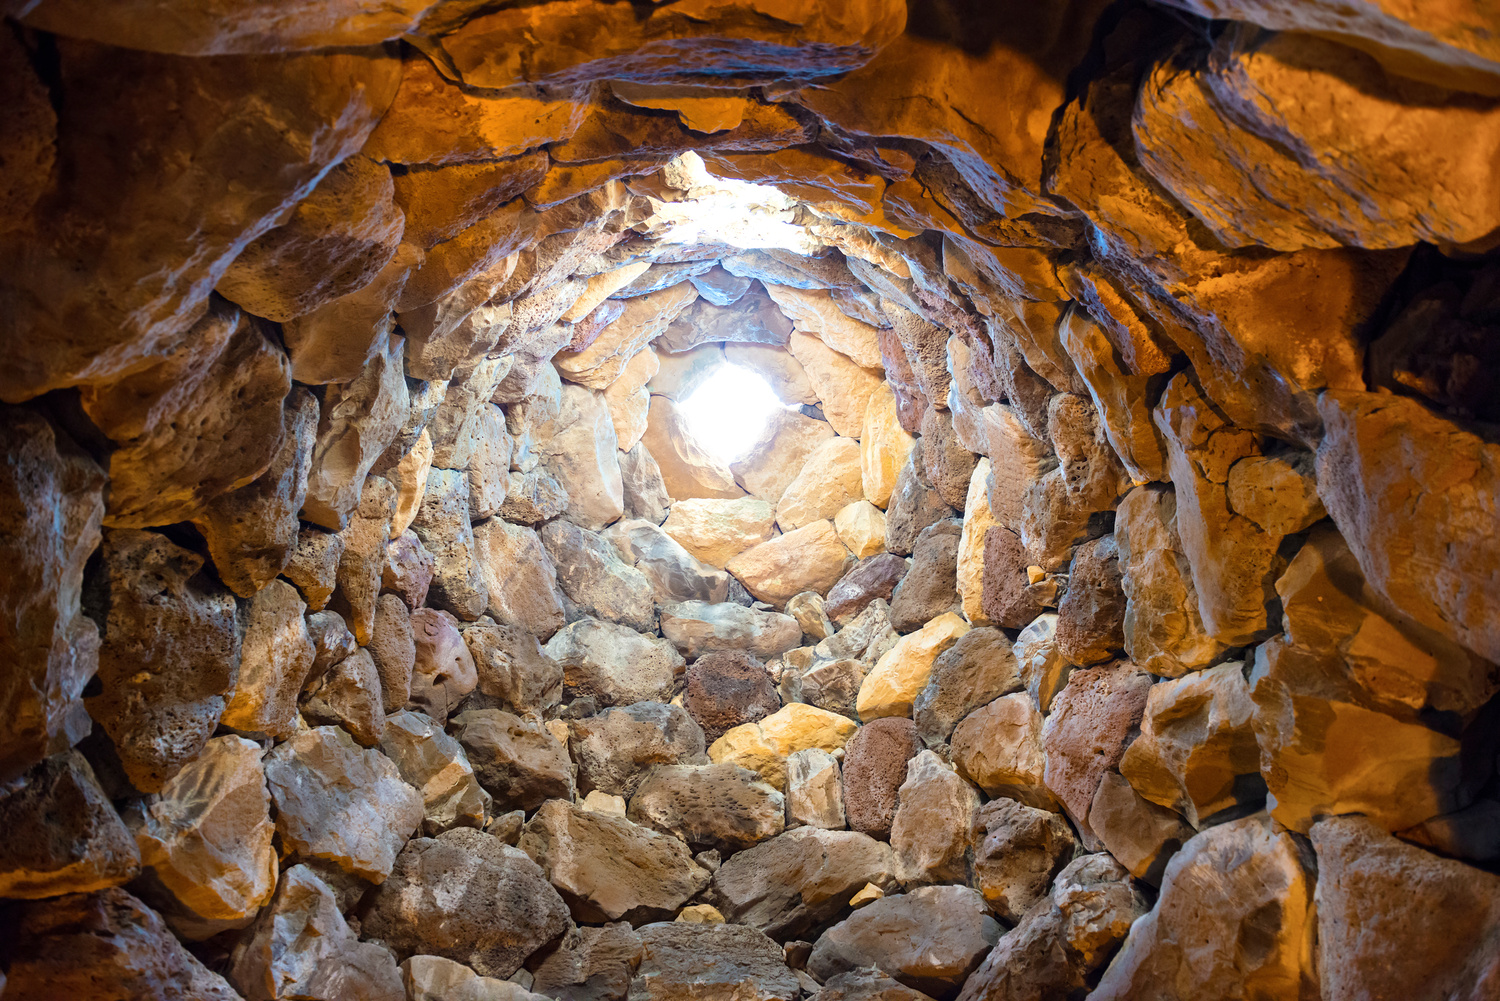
1,3,1499,999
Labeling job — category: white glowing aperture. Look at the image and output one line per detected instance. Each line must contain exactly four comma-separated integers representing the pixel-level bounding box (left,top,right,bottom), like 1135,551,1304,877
676,363,791,465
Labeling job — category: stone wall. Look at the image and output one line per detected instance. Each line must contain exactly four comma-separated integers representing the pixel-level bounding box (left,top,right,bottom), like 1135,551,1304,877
1,2,1499,999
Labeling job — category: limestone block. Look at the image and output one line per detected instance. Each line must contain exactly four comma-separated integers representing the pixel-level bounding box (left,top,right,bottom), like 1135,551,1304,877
647,342,725,402
662,496,776,567
401,954,551,1001
710,827,898,939
380,710,490,836
556,283,698,389
283,526,343,612
1012,613,1073,713
765,284,884,368
955,459,998,625
604,518,730,605
1054,535,1126,666
778,436,865,532
221,579,315,740
727,520,854,606
861,383,918,508
725,342,818,405
890,751,981,887
789,330,885,437
620,441,673,525
786,749,847,831
1088,772,1194,886
808,885,1000,1000
535,384,627,531
471,519,566,639
545,618,684,708
331,474,395,645
834,500,887,559
732,408,837,504
857,612,970,721
464,619,563,716
413,468,490,621
1119,661,1262,827
542,520,657,633
659,601,804,661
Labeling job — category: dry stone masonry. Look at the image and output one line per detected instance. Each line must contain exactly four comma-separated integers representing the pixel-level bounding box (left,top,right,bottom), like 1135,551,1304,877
1,2,1499,999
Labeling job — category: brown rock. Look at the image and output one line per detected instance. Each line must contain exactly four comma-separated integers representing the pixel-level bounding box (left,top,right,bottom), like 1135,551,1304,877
86,529,240,792
785,748,848,831
628,921,799,1001
1119,661,1261,827
0,42,396,402
380,710,491,837
557,284,699,390
83,302,292,529
732,408,837,504
263,725,423,882
684,651,781,743
709,827,899,939
228,864,404,1001
530,921,643,1001
825,553,909,625
911,627,1022,747
890,751,980,888
536,384,627,530
331,474,396,645
1041,663,1153,849
856,613,969,722
282,526,343,611
918,409,978,512
409,607,479,722
1113,484,1229,677
5,888,242,1001
464,619,564,716
727,520,854,607
369,593,416,713
951,694,1055,810
1054,534,1127,666
0,750,140,900
452,709,574,813
888,520,961,634
603,518,729,606
977,527,1049,630
302,648,386,747
971,798,1078,923
1017,396,1131,575
0,409,105,783
1088,772,1195,886
1311,814,1500,1001
1057,305,1167,483
812,968,936,1001
128,735,276,939
842,718,921,839
658,601,805,661
628,763,785,852
301,332,410,531
220,579,315,740
544,520,658,633
808,885,1000,1001
546,618,684,708
401,954,551,1001
195,388,318,597
1316,389,1500,664
955,854,1146,1001
471,519,566,639
521,799,710,924
1154,372,1283,645
570,701,707,799
883,448,954,557
1090,814,1316,1001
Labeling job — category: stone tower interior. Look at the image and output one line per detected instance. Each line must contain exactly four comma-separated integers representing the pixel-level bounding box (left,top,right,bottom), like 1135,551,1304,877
1,1,1499,999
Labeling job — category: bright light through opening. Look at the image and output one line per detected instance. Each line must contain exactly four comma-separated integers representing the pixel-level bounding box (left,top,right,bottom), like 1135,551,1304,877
677,364,790,465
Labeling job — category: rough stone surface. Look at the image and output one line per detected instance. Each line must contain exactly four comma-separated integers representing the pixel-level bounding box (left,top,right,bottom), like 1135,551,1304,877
951,693,1055,810
732,409,837,504
221,578,315,741
971,798,1078,923
380,710,490,836
1042,664,1153,849
660,601,803,660
452,709,574,812
710,826,898,939
777,436,866,532
888,521,961,634
912,627,1022,747
465,619,563,716
543,520,657,633
857,612,970,721
1091,814,1316,1001
684,650,782,743
521,799,710,925
662,496,776,568
727,520,854,607
628,921,799,1001
842,718,922,839
825,553,909,625
808,886,1000,1000
364,828,571,979
0,750,141,901
409,607,480,722
87,529,240,792
413,468,490,622
570,701,707,798
8,888,244,1001
471,519,566,639
786,748,847,831
605,518,730,605
889,751,981,888
628,763,785,852
546,618,684,708
263,725,423,881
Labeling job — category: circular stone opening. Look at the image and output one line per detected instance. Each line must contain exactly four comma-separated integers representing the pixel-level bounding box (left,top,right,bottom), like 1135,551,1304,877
674,361,790,464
